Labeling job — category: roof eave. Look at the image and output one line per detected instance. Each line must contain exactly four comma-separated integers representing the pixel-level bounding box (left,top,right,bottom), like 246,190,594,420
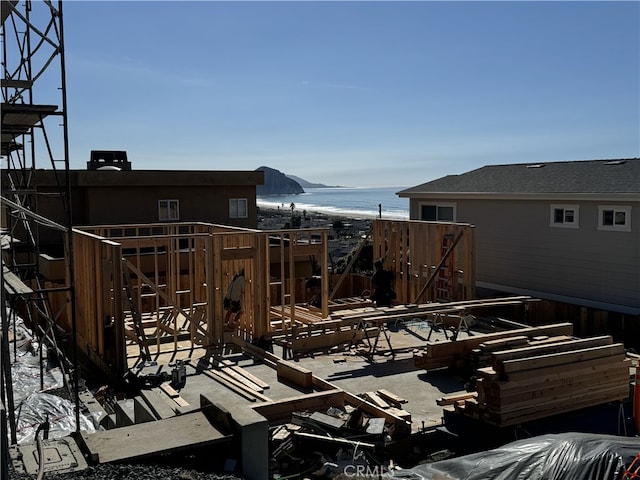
397,192,640,202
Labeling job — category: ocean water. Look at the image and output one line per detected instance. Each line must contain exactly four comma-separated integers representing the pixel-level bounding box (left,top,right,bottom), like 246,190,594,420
257,186,410,220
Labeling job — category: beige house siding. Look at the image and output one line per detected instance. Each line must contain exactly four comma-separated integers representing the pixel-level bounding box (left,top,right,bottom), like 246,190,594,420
409,196,640,313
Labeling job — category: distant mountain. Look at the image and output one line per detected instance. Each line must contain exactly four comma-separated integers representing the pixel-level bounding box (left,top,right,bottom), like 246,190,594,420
255,166,305,195
286,174,333,189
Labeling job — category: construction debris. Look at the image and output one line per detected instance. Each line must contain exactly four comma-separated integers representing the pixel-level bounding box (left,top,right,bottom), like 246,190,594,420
269,403,400,478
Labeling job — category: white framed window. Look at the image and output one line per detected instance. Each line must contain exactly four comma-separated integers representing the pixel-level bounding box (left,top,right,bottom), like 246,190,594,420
420,202,456,222
158,199,179,221
229,198,248,219
550,204,579,229
598,205,631,232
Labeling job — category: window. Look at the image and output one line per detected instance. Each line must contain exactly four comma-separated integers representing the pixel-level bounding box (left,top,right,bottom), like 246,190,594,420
550,204,579,228
598,205,631,232
158,199,179,221
420,203,455,222
229,198,248,219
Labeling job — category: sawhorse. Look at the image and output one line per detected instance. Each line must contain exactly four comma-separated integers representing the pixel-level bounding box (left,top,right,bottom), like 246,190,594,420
352,318,395,357
427,309,473,341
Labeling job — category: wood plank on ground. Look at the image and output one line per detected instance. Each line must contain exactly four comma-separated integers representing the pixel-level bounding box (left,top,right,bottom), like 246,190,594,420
202,369,271,402
363,391,390,409
159,382,190,407
376,389,408,406
220,360,270,390
219,367,264,393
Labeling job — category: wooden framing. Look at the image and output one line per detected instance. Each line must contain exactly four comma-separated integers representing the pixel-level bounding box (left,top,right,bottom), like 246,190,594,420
371,219,475,304
69,219,477,382
71,223,332,380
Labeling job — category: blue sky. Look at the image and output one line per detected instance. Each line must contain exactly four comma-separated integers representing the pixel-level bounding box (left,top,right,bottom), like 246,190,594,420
61,1,639,188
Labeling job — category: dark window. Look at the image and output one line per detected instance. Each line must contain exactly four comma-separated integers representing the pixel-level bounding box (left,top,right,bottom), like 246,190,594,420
421,205,437,221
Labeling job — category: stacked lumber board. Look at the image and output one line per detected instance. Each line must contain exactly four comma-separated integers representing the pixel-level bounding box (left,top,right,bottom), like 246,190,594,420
455,334,630,427
413,322,574,371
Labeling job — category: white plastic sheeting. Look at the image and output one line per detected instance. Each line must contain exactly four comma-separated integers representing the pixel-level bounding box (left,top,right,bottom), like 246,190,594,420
15,392,98,444
7,313,64,403
392,433,640,480
6,312,99,444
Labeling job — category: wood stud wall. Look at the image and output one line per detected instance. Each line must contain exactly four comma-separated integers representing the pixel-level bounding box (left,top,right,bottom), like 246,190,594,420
372,220,475,304
70,220,476,380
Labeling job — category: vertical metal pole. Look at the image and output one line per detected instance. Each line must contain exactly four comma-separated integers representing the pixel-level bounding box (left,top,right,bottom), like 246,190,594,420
634,370,640,434
57,0,80,433
1,275,18,444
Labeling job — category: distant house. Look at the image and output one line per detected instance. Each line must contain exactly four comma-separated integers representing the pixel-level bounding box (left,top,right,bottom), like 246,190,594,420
398,158,640,316
4,157,264,253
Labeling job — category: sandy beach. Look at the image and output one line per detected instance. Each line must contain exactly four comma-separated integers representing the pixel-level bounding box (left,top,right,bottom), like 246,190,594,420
256,206,374,269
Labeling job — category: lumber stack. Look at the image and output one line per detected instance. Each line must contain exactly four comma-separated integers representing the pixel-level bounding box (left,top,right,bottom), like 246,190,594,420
456,334,630,426
413,322,574,371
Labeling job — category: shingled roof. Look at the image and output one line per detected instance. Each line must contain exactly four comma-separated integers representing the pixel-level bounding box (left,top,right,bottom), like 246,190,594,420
398,158,640,196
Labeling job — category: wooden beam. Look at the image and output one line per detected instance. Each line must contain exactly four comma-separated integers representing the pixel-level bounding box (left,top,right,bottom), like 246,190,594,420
436,391,478,406
276,360,313,389
491,335,613,364
500,343,625,374
252,390,345,421
376,389,408,407
363,391,390,409
220,246,257,261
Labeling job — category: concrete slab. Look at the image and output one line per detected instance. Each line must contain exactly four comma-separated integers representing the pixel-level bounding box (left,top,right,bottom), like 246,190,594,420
133,396,156,423
129,319,470,437
114,398,135,427
80,411,231,464
225,321,468,432
138,388,176,419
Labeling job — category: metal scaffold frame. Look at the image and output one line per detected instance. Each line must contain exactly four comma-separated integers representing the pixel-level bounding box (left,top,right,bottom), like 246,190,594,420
1,0,78,446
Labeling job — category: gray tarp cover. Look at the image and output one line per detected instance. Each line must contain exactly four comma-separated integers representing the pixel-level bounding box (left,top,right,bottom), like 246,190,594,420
391,432,640,480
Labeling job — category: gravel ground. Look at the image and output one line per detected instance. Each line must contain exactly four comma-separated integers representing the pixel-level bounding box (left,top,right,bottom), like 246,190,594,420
9,463,241,480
